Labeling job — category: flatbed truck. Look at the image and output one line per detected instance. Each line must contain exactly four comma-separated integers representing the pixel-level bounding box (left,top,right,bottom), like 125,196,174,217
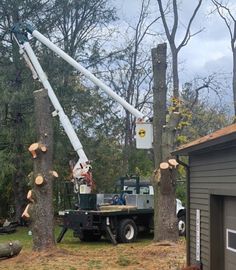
57,179,186,244
57,204,154,244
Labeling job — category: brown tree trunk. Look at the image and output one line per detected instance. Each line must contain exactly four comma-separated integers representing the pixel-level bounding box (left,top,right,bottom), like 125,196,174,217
123,111,132,173
171,47,179,99
152,43,167,168
152,43,179,242
232,47,236,116
11,107,27,223
11,7,27,223
155,112,180,242
30,88,55,251
13,169,26,223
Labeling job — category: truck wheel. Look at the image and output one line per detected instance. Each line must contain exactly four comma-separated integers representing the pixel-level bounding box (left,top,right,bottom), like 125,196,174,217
118,219,137,243
178,214,186,236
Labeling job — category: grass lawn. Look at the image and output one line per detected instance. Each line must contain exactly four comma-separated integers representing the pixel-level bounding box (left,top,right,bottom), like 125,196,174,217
0,226,186,270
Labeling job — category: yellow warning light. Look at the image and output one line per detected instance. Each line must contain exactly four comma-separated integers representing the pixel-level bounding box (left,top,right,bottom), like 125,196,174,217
138,129,146,138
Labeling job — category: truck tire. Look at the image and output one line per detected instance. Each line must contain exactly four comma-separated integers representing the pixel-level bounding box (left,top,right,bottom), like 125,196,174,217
118,219,137,243
178,214,186,237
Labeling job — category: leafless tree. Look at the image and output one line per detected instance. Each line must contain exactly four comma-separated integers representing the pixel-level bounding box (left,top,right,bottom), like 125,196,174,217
157,0,203,99
211,0,236,116
100,0,160,172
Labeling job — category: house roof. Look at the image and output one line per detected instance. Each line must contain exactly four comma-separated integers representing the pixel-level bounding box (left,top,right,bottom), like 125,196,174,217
173,123,236,155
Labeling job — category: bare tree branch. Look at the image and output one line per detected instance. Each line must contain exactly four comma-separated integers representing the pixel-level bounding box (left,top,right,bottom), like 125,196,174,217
177,0,203,51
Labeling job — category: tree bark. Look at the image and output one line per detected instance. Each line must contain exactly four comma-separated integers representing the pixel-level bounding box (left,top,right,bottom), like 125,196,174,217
152,43,167,168
11,6,27,224
152,43,179,242
233,47,236,116
12,108,26,224
30,88,55,251
171,48,179,99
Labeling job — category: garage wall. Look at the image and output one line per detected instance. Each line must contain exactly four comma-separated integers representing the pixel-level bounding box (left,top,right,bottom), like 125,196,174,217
189,144,236,270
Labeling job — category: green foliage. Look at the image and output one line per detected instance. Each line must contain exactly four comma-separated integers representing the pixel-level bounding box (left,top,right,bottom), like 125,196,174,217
180,82,231,142
0,0,120,218
126,147,154,177
176,181,186,206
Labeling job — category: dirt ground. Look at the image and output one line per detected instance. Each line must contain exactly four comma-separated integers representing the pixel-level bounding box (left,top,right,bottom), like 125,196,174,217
0,239,186,270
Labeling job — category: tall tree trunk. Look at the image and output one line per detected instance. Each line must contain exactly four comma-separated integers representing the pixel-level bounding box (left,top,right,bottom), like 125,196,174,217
11,7,26,223
152,43,167,168
152,43,167,241
123,111,131,172
12,109,26,223
30,89,55,251
13,167,26,223
233,48,236,116
171,47,179,99
152,43,179,242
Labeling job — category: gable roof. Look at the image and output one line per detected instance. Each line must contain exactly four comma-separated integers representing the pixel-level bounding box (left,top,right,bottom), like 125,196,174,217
173,123,236,155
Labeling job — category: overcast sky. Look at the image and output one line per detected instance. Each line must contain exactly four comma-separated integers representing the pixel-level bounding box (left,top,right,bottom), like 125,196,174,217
111,0,235,111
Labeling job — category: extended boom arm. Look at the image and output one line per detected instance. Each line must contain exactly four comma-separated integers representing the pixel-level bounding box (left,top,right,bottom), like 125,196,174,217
11,22,153,192
12,22,146,120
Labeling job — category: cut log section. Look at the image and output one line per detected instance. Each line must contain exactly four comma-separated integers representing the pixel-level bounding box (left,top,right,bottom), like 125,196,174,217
0,241,22,259
160,162,169,170
28,143,39,158
22,204,30,219
27,190,34,202
35,175,44,186
28,142,47,158
40,144,47,152
50,170,59,178
168,158,179,168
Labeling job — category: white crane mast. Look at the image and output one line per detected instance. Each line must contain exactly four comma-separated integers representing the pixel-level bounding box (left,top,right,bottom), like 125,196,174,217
11,22,153,192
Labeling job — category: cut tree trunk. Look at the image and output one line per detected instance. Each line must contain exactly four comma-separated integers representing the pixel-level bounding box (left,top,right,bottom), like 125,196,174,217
152,43,167,168
152,43,179,242
154,112,180,242
30,88,55,251
0,241,22,259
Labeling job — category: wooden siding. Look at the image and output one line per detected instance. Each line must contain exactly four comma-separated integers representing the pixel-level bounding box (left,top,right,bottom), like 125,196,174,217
189,145,236,270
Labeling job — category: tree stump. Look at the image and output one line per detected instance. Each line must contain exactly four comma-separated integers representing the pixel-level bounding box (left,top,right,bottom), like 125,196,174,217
30,88,55,251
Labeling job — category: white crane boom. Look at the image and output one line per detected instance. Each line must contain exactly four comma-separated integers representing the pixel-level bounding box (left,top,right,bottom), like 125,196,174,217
11,22,153,193
32,30,145,120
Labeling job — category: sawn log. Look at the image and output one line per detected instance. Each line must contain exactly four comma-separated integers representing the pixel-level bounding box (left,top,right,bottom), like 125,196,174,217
0,240,22,259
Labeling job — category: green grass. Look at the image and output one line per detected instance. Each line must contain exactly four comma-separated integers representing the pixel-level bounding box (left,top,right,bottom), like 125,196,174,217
0,227,185,270
87,259,102,269
0,226,153,251
0,227,32,249
116,255,132,267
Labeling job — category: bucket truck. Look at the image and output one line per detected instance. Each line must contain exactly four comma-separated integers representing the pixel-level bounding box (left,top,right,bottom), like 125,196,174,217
11,22,153,194
11,23,185,244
